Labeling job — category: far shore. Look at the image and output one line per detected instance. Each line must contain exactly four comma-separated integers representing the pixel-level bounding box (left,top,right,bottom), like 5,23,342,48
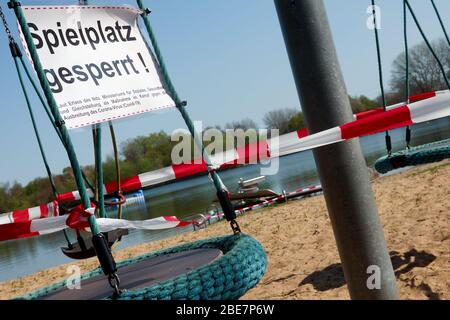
1,159,449,300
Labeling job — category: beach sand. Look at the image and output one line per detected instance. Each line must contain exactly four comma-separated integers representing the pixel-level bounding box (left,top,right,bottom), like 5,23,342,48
0,159,449,300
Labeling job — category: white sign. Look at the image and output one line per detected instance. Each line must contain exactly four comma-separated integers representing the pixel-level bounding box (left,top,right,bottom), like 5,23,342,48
20,5,176,129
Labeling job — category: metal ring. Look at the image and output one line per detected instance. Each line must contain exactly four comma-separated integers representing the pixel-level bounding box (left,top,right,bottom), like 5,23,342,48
108,273,122,297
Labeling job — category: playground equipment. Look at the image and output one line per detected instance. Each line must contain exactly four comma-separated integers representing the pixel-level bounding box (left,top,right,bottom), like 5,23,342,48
373,0,450,174
1,0,266,300
228,176,279,209
1,87,449,239
375,138,450,174
1,0,449,300
0,0,130,260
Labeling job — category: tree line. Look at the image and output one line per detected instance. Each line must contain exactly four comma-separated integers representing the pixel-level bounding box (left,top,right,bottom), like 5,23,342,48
1,38,448,213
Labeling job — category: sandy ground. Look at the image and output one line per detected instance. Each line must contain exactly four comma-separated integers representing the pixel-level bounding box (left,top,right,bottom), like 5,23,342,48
0,160,449,300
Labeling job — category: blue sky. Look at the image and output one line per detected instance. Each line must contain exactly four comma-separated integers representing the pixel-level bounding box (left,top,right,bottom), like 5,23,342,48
0,0,449,184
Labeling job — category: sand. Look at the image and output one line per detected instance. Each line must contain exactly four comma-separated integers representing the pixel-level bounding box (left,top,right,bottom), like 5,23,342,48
0,160,449,300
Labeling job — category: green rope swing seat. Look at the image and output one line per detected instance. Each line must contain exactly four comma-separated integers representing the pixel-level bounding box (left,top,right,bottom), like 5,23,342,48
19,234,267,300
374,138,450,174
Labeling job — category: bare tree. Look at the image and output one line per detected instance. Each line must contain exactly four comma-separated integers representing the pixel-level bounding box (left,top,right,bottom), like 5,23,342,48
263,108,298,134
391,38,450,99
224,118,258,130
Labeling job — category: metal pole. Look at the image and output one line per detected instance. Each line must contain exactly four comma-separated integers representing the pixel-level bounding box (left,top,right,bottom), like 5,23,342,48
274,0,399,300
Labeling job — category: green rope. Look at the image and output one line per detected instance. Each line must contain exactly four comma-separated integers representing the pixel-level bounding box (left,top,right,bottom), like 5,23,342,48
3,33,75,248
370,0,392,155
403,1,410,101
109,122,123,219
135,0,228,194
405,0,450,90
15,55,75,248
135,0,241,233
10,0,100,235
13,58,58,197
2,6,59,197
431,0,450,48
17,57,96,192
19,234,267,301
93,126,107,218
14,56,76,246
403,0,411,148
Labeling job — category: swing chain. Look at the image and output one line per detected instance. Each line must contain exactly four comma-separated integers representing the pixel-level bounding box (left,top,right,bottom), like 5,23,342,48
0,5,14,44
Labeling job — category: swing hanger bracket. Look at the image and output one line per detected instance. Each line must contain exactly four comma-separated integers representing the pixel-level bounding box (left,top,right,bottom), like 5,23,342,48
140,8,151,17
7,1,21,9
230,220,241,235
9,41,22,58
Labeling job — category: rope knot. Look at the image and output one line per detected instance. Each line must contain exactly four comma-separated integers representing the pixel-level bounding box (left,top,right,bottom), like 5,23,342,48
176,101,187,109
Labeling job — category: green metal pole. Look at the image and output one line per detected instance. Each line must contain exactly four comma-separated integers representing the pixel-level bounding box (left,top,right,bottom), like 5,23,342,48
136,0,239,231
9,0,100,235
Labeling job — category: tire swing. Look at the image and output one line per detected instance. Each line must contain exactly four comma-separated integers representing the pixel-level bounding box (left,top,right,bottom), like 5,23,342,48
374,138,450,174
22,234,266,300
373,0,450,174
8,0,267,300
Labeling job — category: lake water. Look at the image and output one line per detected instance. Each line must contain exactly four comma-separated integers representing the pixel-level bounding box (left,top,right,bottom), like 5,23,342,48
0,118,449,282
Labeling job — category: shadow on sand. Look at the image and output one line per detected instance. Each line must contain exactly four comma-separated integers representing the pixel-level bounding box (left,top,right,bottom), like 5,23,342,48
299,249,438,299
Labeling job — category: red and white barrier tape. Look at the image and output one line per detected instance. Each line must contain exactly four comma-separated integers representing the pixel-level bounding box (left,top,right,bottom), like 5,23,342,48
275,90,450,156
0,201,59,225
201,184,323,225
2,91,447,240
56,90,450,203
0,211,191,242
1,184,323,242
236,185,323,214
2,90,449,222
0,183,322,241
